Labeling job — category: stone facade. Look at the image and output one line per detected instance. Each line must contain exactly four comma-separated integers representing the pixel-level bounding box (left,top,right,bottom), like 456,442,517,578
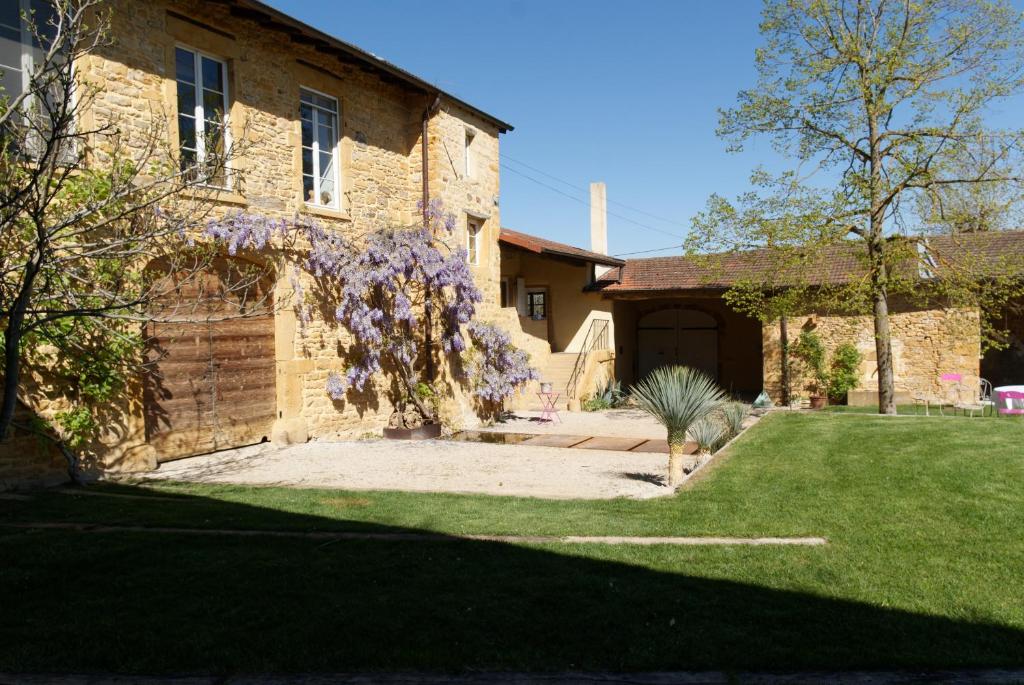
762,301,982,405
2,0,511,484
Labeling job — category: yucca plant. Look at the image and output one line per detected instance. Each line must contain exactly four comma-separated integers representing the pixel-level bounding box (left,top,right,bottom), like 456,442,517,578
689,416,726,467
720,401,751,439
631,366,726,486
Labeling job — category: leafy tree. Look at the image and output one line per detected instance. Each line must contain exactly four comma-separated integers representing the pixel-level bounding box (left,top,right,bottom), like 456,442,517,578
690,0,1024,414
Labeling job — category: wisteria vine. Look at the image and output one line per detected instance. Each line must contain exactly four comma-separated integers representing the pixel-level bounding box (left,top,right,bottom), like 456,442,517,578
203,201,536,417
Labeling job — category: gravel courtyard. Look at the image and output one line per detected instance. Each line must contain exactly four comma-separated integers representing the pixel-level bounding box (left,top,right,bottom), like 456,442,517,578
142,438,672,499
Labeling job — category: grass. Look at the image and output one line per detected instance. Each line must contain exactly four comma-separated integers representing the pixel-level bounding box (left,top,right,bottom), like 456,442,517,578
2,412,1024,674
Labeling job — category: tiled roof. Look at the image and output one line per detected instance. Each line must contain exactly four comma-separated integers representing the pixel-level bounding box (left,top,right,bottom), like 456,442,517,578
499,228,625,268
599,231,1024,293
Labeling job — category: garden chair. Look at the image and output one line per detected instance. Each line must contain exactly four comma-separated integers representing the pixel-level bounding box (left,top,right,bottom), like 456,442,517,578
978,378,996,417
954,381,986,417
941,373,970,416
995,390,1024,418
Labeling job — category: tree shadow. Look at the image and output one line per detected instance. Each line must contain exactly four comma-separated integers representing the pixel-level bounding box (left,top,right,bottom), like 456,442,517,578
2,482,1024,674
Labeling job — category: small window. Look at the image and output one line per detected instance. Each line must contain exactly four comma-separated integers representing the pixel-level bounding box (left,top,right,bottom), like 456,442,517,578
466,218,481,265
527,291,546,320
176,46,229,185
464,129,476,178
300,87,340,208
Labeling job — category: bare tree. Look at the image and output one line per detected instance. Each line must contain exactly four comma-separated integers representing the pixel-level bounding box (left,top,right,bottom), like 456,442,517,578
0,0,265,474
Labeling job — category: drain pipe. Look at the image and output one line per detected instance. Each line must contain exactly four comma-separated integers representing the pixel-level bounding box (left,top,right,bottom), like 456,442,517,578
422,94,442,383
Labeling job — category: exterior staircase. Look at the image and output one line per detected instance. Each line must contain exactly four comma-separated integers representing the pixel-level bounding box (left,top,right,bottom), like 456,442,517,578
539,352,580,404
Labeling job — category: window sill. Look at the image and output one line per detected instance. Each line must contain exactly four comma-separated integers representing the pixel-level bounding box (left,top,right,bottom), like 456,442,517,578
301,203,351,222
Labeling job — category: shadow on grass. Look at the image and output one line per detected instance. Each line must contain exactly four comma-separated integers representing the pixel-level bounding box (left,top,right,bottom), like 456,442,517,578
2,482,1023,674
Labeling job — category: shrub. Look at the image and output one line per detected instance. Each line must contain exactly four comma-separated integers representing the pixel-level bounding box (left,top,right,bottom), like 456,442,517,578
583,379,626,411
689,416,727,456
719,401,751,438
828,343,862,403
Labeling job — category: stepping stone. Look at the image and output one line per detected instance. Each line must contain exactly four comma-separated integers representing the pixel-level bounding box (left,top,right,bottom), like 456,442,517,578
630,440,696,454
521,434,590,448
630,439,670,454
572,436,648,452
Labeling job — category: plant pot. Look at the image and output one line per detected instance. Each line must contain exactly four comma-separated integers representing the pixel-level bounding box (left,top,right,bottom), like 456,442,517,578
540,382,553,394
383,422,442,440
809,396,827,410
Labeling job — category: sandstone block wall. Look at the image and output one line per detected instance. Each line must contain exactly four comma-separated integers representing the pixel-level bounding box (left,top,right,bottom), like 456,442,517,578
762,303,981,405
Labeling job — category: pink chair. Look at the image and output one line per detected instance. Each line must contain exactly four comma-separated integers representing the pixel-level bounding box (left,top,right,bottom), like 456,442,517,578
996,390,1024,418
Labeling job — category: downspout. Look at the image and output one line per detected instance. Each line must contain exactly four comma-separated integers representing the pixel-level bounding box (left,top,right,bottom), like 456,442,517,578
422,93,442,383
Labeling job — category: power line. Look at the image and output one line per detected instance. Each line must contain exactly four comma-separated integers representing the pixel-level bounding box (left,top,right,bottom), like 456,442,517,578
613,245,684,257
499,163,685,240
501,154,690,230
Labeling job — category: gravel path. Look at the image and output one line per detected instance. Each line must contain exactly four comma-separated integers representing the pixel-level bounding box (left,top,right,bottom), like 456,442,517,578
143,439,673,499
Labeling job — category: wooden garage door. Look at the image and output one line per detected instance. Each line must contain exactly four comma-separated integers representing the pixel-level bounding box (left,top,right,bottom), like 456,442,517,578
143,259,277,462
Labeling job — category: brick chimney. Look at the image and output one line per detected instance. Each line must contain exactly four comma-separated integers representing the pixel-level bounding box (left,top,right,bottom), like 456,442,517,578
590,182,610,277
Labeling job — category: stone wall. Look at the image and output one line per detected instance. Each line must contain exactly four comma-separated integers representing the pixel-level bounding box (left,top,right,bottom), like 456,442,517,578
762,302,981,406
0,400,67,490
2,0,508,479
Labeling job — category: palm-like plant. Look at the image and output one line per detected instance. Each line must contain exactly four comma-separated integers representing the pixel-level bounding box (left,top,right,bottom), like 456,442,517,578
631,366,726,486
689,416,726,465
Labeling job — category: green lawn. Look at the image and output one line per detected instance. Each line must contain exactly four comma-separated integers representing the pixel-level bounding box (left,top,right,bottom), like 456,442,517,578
2,412,1024,674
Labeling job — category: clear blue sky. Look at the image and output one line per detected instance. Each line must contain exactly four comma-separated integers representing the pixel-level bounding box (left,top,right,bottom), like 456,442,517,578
265,0,1024,258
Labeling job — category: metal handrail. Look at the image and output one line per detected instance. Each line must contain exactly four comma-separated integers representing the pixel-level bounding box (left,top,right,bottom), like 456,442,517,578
566,318,610,399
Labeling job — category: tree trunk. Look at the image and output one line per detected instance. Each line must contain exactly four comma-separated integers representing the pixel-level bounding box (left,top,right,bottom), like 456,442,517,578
779,315,791,406
667,431,695,486
0,312,25,441
872,285,897,415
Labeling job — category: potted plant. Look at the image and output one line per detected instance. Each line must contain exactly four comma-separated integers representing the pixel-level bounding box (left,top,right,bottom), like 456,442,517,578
791,331,829,409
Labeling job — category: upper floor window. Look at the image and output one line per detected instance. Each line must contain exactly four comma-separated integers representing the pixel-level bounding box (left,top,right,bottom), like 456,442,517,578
0,0,57,103
466,218,481,265
175,46,229,186
300,87,339,208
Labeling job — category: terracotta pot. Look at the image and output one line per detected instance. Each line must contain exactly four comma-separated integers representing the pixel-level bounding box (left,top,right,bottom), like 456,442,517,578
383,423,442,440
809,396,827,410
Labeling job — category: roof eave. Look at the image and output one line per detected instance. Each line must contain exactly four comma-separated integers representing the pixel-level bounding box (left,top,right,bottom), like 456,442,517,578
227,0,514,133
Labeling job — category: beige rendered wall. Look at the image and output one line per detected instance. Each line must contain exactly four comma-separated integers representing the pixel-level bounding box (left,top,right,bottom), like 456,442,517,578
762,302,982,405
499,248,614,353
3,0,506,478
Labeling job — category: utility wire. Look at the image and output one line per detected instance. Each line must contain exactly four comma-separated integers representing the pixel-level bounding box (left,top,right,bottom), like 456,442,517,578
500,163,685,240
502,154,689,230
613,245,684,257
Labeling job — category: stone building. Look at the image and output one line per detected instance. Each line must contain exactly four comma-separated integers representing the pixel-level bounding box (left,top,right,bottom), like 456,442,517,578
504,221,1024,408
2,0,518,486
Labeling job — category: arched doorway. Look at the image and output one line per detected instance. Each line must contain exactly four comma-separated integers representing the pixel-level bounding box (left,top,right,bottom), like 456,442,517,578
637,308,718,381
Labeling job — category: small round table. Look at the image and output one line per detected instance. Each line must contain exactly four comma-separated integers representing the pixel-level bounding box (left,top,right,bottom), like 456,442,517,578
993,385,1024,415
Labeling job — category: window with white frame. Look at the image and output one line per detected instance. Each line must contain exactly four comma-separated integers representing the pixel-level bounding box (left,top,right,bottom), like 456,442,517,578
175,46,229,185
466,218,481,265
464,129,476,179
0,0,57,103
300,88,340,208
